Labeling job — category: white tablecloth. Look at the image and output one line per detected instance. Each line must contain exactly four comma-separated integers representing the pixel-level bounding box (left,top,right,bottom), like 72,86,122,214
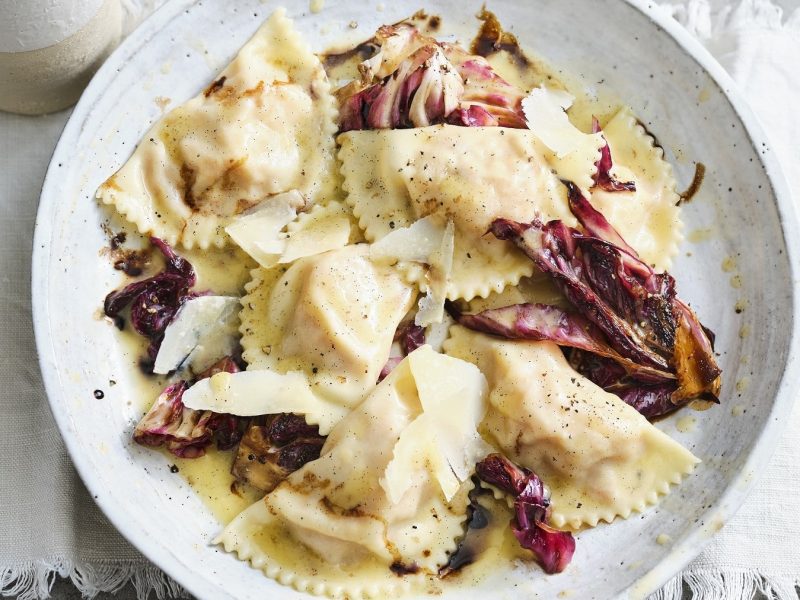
0,1,797,599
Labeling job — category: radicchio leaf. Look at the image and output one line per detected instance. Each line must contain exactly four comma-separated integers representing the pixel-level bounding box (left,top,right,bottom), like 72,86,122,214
489,217,672,372
337,23,527,131
475,454,575,574
443,51,527,128
446,104,499,127
133,356,243,458
591,117,636,192
231,413,325,492
446,301,673,384
672,300,722,405
378,322,426,381
475,181,720,418
564,185,721,402
340,45,463,131
104,238,197,361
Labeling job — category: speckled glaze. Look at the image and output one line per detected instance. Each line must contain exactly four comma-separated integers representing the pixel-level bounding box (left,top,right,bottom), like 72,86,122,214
31,1,799,599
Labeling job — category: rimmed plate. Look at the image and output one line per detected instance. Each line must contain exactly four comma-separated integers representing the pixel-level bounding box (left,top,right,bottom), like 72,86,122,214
32,0,799,598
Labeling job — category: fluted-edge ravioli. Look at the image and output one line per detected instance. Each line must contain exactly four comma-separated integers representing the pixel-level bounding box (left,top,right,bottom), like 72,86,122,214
444,326,699,530
217,352,477,598
239,244,415,417
98,8,338,249
588,106,683,269
339,125,575,301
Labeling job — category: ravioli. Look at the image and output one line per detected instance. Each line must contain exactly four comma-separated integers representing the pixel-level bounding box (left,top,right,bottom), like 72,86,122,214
98,8,337,248
239,244,416,414
217,348,485,597
444,326,699,529
339,125,574,301
588,106,683,269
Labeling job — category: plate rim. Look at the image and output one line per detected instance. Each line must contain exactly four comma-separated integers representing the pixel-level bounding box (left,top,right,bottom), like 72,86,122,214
31,1,800,599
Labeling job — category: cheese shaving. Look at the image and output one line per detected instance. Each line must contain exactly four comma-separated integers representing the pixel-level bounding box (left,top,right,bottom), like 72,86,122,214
279,202,353,264
181,369,349,434
369,215,447,264
153,295,240,374
415,220,454,327
381,346,488,503
522,87,603,159
224,190,305,267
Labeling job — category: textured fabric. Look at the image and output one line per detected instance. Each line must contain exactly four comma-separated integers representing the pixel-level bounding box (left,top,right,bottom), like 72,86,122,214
0,1,797,599
0,114,183,600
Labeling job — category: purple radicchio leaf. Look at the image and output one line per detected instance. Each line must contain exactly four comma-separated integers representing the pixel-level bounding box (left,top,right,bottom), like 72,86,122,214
442,51,527,128
339,44,464,131
446,104,499,127
446,301,673,384
475,454,575,574
401,323,426,354
231,413,326,492
564,183,720,403
488,217,672,373
378,322,427,381
486,181,721,416
133,356,243,458
337,24,527,131
591,117,636,192
104,237,197,359
613,381,681,419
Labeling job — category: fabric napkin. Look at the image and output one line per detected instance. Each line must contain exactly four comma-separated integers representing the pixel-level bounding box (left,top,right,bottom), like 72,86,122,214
0,1,797,599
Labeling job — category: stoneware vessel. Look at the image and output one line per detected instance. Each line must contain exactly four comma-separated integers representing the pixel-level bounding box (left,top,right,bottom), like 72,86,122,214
32,0,799,598
0,0,122,114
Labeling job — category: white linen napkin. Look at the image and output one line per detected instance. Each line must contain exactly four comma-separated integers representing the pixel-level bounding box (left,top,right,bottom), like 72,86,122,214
0,2,797,599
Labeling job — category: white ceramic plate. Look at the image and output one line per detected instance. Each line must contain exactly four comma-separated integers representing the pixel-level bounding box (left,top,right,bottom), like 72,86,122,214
32,0,800,598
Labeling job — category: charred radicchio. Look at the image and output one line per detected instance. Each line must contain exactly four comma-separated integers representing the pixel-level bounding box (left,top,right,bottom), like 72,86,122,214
133,356,244,458
450,181,721,419
591,117,636,192
104,238,196,363
476,454,575,574
338,23,526,131
231,413,326,493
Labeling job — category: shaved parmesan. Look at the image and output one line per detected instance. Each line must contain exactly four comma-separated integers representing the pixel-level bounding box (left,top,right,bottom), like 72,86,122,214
408,347,490,482
181,369,349,434
279,205,352,264
522,87,603,158
153,296,240,375
369,215,447,264
224,190,305,267
382,416,457,504
415,220,454,327
381,346,489,503
423,313,455,352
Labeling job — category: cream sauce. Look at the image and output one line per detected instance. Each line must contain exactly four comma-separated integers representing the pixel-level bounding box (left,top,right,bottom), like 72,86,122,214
172,446,263,524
